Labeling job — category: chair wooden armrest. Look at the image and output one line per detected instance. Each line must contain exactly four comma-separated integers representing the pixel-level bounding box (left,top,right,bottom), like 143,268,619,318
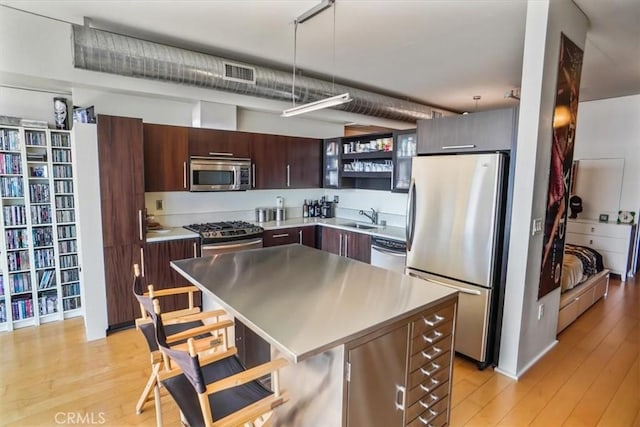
166,309,227,324
205,358,288,395
145,285,200,297
170,335,226,354
211,391,289,427
166,319,234,344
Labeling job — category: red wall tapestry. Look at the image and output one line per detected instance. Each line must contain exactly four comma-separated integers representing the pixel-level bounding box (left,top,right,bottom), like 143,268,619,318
539,33,584,299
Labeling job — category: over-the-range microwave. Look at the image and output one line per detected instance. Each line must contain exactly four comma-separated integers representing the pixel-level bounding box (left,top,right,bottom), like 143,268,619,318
190,156,251,191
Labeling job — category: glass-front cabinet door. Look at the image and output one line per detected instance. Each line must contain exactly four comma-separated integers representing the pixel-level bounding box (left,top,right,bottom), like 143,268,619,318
323,138,341,188
392,129,416,193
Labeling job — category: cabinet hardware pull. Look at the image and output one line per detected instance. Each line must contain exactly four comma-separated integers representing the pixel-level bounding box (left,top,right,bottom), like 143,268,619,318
591,227,595,232
272,233,289,238
418,409,438,425
140,247,145,277
394,385,406,411
590,239,593,245
339,234,343,256
421,347,442,360
442,144,476,150
286,164,291,187
183,161,187,189
422,331,443,343
419,378,440,393
193,242,197,258
299,229,303,244
208,152,232,156
424,314,444,327
252,163,256,188
138,210,143,241
420,362,441,377
344,233,349,257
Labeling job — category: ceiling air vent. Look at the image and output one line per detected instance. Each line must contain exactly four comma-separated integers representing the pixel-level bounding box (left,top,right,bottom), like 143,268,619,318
223,62,256,84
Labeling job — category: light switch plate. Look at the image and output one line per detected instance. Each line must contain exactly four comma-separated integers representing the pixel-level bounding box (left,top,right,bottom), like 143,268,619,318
155,199,163,210
532,218,543,235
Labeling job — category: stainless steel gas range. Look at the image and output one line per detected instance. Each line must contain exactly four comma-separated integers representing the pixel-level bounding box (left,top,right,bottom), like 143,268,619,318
184,221,264,257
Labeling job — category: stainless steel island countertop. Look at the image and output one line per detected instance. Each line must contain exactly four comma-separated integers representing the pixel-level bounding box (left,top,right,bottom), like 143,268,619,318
171,244,457,363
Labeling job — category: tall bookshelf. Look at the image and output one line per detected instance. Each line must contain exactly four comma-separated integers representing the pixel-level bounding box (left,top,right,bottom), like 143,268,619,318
0,126,82,331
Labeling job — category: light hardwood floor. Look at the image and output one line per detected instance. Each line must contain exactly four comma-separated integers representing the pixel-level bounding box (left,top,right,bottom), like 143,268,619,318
1,275,638,426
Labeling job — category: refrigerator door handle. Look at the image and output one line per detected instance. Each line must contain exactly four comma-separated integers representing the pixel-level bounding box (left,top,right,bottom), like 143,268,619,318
487,153,505,285
406,178,416,251
407,272,482,295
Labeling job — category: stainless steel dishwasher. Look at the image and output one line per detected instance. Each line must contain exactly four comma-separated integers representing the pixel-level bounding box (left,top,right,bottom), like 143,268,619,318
370,237,407,273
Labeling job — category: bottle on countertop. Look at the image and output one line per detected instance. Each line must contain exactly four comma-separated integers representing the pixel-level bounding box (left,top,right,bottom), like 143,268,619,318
313,200,319,217
303,200,309,218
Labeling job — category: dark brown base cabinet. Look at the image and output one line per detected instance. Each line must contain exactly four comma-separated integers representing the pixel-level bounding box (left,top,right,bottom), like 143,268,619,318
143,238,201,313
321,227,371,263
97,115,145,330
263,226,316,248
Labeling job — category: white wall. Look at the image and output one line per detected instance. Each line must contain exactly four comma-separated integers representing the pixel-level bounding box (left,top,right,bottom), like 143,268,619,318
574,95,640,217
73,123,108,341
0,86,71,126
498,0,588,378
238,109,344,138
146,188,407,228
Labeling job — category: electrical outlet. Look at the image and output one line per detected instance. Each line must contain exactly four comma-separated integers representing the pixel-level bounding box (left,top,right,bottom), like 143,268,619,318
155,199,164,210
333,195,339,203
532,218,543,235
538,303,544,320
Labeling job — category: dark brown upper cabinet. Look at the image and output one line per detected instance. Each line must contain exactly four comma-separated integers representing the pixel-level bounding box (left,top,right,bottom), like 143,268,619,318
251,134,321,189
143,123,189,192
188,127,251,158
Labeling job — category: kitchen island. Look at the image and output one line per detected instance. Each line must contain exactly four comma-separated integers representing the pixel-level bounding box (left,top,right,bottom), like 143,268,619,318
171,244,458,427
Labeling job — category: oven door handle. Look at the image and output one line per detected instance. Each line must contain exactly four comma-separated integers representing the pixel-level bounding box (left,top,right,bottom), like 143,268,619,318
371,245,406,257
203,238,263,251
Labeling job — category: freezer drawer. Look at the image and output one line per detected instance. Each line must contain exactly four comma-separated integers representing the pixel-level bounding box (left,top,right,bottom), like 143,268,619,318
407,268,491,363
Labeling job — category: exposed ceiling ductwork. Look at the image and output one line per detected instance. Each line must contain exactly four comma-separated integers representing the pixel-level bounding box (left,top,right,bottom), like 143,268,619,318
71,24,437,123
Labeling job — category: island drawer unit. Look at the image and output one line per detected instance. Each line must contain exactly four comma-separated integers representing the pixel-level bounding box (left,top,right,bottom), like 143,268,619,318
345,298,457,427
566,219,635,280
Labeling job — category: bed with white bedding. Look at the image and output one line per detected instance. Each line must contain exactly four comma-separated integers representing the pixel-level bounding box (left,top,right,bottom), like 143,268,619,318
558,244,610,333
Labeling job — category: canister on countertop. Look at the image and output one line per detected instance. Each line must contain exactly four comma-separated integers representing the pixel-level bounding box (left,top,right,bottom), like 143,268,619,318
276,207,286,221
255,207,275,223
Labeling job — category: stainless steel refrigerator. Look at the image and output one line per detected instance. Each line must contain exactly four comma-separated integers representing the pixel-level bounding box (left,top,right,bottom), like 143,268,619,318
406,153,507,366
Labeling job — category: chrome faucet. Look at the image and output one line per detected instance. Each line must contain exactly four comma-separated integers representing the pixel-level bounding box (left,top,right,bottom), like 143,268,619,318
359,208,379,224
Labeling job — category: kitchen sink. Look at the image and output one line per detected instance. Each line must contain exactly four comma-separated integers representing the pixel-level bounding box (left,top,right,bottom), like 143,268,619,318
341,222,380,230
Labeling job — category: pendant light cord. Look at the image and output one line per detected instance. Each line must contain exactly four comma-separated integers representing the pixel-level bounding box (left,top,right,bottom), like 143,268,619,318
292,20,298,108
332,2,336,94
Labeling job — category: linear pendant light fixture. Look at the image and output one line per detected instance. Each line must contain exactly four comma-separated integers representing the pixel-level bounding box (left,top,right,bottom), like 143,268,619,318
282,0,352,117
282,92,352,117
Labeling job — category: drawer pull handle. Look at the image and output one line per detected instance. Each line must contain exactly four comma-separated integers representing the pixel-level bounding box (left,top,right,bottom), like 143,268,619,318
420,362,441,377
394,385,406,411
419,378,440,393
422,347,442,360
272,233,289,238
418,409,438,425
424,314,444,327
422,330,443,344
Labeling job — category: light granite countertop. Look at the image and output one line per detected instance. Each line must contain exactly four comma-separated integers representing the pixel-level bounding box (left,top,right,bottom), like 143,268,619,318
146,217,406,243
